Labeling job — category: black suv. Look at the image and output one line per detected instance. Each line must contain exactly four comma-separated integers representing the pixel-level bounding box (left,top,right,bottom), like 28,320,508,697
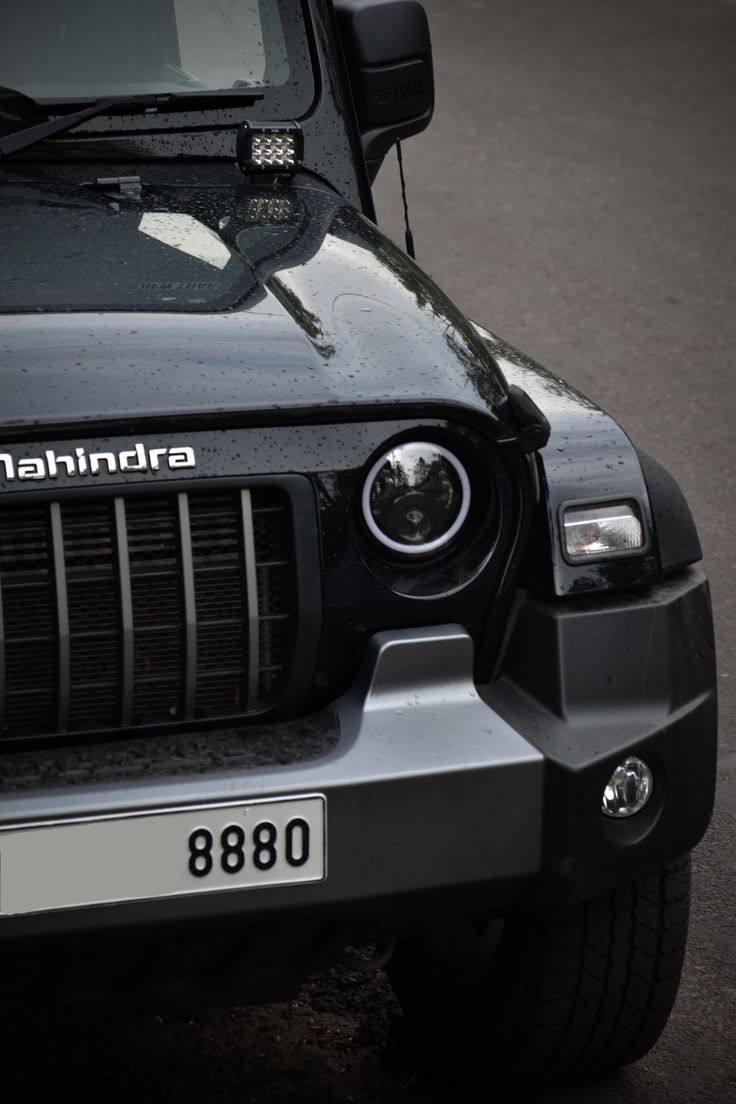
0,0,717,1086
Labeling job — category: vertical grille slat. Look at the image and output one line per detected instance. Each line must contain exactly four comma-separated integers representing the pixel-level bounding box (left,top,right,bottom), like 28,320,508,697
0,485,297,748
177,492,197,722
49,503,70,732
113,497,134,727
240,489,261,713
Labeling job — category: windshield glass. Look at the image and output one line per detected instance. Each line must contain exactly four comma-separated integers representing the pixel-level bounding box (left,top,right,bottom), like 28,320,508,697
0,0,307,103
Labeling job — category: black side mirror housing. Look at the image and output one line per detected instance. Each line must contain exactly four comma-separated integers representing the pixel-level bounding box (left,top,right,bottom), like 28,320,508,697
334,0,434,172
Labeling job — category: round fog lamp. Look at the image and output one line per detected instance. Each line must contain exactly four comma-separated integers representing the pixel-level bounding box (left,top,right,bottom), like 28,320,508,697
602,757,653,818
362,442,470,555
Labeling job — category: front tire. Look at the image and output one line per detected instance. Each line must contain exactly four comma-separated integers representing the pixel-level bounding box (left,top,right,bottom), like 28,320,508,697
387,857,691,1085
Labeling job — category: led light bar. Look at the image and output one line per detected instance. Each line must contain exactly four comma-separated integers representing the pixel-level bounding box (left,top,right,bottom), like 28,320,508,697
563,502,644,559
237,122,303,175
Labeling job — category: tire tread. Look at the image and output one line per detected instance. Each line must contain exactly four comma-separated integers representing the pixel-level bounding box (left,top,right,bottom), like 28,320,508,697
501,858,691,1081
387,857,691,1085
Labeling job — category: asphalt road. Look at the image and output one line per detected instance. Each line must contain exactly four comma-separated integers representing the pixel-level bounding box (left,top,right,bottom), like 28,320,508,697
4,2,734,1102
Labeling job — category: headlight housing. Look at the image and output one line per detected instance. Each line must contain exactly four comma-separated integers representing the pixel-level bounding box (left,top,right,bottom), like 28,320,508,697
362,442,471,555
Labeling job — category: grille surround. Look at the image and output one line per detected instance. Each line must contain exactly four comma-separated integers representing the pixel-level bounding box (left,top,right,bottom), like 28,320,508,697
0,477,320,751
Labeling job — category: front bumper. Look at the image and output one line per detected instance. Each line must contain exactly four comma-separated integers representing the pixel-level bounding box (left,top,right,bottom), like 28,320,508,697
0,569,716,944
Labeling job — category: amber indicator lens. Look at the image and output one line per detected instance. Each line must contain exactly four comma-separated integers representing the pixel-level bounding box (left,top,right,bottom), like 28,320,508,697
362,442,470,555
563,502,643,558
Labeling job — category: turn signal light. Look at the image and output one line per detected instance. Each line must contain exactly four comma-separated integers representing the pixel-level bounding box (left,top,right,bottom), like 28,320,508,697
563,502,643,559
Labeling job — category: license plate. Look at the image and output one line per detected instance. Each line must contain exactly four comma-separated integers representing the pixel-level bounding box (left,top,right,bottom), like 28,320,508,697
0,794,326,918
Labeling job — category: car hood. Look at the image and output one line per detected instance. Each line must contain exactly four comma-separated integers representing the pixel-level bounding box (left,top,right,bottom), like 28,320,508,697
0,167,507,434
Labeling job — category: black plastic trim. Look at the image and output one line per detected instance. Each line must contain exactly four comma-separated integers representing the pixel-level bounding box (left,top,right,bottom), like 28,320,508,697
486,568,717,907
636,449,702,575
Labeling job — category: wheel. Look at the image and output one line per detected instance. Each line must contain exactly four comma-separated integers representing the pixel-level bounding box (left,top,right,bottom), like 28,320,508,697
386,857,691,1085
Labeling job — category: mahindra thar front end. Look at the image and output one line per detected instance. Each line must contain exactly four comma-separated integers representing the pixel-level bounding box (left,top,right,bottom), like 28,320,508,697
0,0,717,1086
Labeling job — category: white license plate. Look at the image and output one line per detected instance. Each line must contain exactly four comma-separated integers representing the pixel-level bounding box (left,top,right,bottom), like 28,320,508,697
0,794,326,918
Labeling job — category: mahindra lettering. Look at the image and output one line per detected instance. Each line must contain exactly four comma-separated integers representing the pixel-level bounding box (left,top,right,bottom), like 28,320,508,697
0,0,717,1088
0,445,197,481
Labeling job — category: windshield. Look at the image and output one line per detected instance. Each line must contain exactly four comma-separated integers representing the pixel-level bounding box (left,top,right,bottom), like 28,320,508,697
0,0,309,105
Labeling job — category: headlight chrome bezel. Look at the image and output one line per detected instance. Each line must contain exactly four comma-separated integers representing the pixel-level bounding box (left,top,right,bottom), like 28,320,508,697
361,440,472,557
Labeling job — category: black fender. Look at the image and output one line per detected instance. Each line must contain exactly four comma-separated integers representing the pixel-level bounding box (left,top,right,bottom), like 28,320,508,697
472,323,702,596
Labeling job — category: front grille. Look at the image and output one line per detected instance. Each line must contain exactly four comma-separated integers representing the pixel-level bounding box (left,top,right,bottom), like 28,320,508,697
0,487,296,747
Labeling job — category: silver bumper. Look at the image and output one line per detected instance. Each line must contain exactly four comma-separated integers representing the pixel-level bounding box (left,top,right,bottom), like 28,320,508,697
0,626,544,927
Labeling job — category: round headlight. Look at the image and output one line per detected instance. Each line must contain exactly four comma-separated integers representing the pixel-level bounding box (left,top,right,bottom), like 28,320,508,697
362,442,471,555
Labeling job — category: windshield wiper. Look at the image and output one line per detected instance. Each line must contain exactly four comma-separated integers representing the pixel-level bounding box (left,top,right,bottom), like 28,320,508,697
0,90,264,158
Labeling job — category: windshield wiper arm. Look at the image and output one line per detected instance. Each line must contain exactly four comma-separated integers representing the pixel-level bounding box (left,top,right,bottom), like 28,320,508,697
0,90,264,158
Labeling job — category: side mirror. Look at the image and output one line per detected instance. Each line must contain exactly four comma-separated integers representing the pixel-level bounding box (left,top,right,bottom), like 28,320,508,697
334,0,434,174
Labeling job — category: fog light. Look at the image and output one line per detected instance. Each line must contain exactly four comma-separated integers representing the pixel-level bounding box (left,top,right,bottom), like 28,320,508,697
563,502,643,559
602,757,653,818
237,122,303,175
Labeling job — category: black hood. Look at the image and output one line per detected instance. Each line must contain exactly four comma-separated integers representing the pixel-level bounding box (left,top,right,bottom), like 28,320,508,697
0,166,507,434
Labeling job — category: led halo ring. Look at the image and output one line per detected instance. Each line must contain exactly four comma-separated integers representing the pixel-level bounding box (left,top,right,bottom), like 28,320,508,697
361,441,472,556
